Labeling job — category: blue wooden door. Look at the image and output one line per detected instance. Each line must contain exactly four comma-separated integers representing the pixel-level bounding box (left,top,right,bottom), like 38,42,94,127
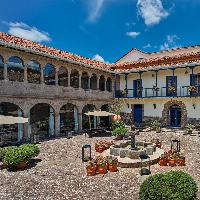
170,106,181,127
134,104,143,124
133,79,142,97
166,76,177,96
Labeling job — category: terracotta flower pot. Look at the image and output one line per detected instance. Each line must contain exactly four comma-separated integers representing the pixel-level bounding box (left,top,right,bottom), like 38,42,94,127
86,166,96,176
98,166,107,174
116,135,123,140
16,161,27,170
168,159,176,167
176,158,185,166
95,144,99,152
112,115,121,121
105,162,109,170
156,142,162,148
109,164,118,172
159,158,168,166
98,146,105,153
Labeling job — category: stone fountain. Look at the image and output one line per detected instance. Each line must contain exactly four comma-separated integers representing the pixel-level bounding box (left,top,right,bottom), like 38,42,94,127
102,131,164,168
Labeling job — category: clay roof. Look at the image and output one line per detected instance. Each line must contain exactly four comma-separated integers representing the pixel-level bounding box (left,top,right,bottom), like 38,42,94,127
112,49,200,72
0,32,112,72
1,32,200,73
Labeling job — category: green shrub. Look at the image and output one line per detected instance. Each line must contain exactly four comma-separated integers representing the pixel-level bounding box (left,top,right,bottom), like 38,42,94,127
112,126,128,136
139,171,197,200
3,144,40,167
186,123,195,132
150,120,161,131
111,120,125,131
0,146,17,161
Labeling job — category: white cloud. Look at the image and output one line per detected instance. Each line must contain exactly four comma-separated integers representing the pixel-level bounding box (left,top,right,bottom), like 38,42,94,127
160,34,180,50
126,31,141,38
6,22,51,43
93,54,105,62
137,0,169,26
143,43,152,48
87,0,105,22
93,54,110,63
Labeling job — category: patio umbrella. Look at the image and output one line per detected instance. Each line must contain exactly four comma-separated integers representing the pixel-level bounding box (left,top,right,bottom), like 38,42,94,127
84,111,115,129
0,115,28,125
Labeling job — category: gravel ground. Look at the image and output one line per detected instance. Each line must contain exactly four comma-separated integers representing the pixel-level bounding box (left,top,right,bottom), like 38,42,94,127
0,130,200,200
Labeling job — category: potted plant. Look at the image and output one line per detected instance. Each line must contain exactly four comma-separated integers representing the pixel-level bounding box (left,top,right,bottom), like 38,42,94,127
3,144,40,170
108,157,118,172
150,120,161,133
186,123,195,134
97,145,105,153
176,154,186,166
168,85,176,94
112,126,128,140
97,160,107,174
188,86,197,93
86,160,97,176
168,152,180,167
152,85,159,92
159,154,168,166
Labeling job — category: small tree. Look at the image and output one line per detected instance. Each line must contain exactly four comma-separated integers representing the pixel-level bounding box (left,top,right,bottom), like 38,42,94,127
109,98,125,115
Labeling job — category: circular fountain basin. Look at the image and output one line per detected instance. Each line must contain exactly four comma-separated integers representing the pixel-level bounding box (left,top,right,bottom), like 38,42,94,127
101,140,164,168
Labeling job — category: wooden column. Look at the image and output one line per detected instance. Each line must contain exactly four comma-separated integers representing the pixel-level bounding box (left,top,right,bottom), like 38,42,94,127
125,73,128,97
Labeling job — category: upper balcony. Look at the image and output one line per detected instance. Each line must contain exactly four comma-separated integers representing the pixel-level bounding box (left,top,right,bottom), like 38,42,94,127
0,80,113,101
115,85,200,98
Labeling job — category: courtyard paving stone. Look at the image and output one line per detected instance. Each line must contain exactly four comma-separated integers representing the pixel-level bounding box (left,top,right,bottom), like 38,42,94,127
0,130,200,200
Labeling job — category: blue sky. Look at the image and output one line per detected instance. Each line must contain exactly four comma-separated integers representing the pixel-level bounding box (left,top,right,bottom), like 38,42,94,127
0,0,200,63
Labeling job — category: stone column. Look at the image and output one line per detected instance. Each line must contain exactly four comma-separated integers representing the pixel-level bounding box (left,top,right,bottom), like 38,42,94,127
79,72,82,88
24,63,28,83
3,63,8,81
41,68,44,84
54,112,60,137
68,68,71,87
97,75,100,90
103,77,106,91
78,112,82,131
88,75,91,89
55,69,59,86
22,111,29,142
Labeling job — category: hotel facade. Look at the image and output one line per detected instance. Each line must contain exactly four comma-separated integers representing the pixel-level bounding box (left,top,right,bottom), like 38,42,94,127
0,32,200,142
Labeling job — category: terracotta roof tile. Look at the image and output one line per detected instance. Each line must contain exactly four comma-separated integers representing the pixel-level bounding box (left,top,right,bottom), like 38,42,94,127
0,32,112,71
111,51,200,71
1,32,200,73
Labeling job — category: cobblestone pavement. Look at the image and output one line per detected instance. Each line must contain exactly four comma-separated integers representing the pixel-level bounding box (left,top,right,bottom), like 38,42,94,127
0,129,200,200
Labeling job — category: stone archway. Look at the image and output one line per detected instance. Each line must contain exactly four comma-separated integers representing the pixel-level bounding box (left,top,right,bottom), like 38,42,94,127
162,100,187,127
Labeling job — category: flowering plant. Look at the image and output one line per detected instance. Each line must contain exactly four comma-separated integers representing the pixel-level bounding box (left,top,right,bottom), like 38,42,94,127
108,157,118,165
188,86,197,93
152,85,159,91
168,85,176,93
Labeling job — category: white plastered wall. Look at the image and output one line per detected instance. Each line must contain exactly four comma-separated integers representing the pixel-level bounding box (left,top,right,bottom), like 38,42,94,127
119,66,200,119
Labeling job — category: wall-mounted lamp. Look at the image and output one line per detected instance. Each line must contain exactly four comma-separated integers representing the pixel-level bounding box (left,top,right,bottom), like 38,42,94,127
153,104,157,109
152,74,155,77
192,103,196,109
185,70,189,74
